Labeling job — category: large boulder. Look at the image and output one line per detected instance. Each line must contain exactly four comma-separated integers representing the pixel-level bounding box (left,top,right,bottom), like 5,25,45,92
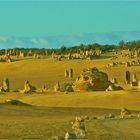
73,67,111,91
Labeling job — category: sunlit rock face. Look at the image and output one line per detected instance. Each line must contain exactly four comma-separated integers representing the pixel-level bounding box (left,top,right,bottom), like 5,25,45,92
73,67,111,91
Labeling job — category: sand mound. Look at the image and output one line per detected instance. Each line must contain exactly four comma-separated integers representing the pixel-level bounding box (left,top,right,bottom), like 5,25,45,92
1,99,31,106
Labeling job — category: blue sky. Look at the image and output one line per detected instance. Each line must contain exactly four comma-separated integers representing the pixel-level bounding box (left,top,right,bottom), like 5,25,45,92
0,0,140,37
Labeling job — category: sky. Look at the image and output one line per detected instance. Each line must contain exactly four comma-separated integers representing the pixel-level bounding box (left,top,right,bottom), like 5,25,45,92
0,0,140,37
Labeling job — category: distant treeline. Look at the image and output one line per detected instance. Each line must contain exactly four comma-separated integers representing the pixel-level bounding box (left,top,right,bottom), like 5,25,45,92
1,40,140,55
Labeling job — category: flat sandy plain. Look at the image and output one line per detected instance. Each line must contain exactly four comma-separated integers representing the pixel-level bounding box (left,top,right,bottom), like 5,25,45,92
0,56,140,139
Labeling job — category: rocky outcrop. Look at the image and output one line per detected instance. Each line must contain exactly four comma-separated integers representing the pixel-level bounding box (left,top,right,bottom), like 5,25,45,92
73,67,111,91
22,80,36,93
0,78,10,92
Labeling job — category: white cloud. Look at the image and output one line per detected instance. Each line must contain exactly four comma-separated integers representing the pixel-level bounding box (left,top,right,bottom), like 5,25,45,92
0,37,8,43
30,38,48,45
38,38,48,45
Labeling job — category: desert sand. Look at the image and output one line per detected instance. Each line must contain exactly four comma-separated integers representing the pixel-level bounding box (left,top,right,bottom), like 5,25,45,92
0,53,140,139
